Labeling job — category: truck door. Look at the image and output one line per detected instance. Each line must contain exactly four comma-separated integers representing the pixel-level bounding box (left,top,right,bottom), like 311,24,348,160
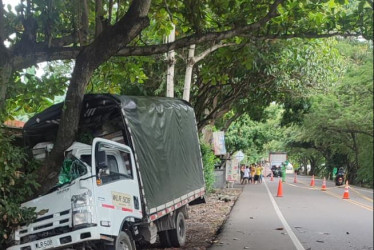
92,138,142,234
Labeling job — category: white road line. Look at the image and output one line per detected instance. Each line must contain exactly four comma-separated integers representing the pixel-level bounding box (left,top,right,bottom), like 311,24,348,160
264,180,305,250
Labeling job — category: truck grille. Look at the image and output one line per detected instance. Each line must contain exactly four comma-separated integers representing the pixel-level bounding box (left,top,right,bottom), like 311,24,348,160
19,209,71,244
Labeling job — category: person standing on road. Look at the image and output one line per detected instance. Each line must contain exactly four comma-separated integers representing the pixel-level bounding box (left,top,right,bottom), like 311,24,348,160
250,164,256,184
258,164,264,183
241,166,250,184
254,164,263,184
240,165,245,183
281,162,286,182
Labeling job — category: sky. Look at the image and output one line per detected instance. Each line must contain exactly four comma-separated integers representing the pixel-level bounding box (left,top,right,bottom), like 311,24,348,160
3,0,19,12
3,0,20,4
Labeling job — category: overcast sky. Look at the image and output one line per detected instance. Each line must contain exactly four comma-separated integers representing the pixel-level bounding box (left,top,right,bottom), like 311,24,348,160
3,0,20,12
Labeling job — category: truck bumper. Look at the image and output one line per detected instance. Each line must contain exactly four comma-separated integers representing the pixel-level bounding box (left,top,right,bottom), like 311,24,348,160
7,227,102,250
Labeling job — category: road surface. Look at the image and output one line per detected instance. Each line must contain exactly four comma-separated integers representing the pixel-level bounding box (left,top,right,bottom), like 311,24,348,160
209,174,373,250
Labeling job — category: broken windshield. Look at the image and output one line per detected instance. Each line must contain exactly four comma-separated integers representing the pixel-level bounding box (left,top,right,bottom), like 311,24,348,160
58,155,88,185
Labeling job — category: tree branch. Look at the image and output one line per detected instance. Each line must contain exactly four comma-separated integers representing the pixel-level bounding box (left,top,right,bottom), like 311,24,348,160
8,0,363,79
223,112,243,132
118,31,361,58
117,0,285,56
194,42,235,63
259,32,362,40
321,126,373,137
12,46,81,69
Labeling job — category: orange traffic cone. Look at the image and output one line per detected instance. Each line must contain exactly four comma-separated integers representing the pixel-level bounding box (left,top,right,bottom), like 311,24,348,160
270,172,274,181
321,177,327,191
342,181,350,199
294,173,297,183
310,175,315,187
277,179,283,197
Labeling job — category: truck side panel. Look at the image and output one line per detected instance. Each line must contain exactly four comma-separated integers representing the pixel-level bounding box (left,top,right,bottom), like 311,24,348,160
118,96,205,215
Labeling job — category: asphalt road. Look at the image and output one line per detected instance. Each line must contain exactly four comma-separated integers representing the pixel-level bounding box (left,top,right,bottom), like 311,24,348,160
209,174,373,250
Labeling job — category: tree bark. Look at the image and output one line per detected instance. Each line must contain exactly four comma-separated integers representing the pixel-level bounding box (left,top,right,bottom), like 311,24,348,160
166,24,175,98
183,44,195,101
0,0,11,115
0,62,12,115
95,0,103,37
81,0,89,44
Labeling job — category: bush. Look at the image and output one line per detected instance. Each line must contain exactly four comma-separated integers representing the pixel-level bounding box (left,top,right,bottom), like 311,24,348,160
0,129,38,248
200,142,216,193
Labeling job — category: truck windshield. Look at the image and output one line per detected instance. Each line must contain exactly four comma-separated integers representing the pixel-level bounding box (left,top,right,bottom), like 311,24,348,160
58,155,88,186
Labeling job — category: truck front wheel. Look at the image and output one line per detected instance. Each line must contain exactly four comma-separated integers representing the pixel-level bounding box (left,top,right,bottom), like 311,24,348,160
115,231,135,250
169,211,186,247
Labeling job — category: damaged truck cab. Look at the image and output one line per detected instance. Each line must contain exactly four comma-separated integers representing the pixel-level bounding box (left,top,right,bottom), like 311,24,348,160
7,94,205,250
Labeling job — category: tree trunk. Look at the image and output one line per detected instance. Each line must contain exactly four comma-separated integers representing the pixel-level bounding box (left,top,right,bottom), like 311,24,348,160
0,1,11,115
36,50,95,195
183,44,195,101
0,62,12,115
301,157,308,175
309,156,316,176
166,24,175,98
95,0,103,37
349,132,359,184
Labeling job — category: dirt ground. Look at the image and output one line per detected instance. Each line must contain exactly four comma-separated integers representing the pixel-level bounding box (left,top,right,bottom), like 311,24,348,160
145,187,243,250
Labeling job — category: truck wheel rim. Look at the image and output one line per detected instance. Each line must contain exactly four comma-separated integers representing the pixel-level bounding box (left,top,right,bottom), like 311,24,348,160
119,240,130,250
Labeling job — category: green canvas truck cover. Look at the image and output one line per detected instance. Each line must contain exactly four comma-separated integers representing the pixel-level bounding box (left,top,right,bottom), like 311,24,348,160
117,95,205,212
23,94,205,214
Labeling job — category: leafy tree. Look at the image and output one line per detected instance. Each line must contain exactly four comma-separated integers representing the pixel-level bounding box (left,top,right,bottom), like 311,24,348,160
286,40,373,186
225,103,287,163
223,39,372,185
0,129,39,247
6,61,71,119
200,142,217,193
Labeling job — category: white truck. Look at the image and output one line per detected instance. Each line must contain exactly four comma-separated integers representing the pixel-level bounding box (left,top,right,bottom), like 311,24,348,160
7,94,205,250
269,152,287,169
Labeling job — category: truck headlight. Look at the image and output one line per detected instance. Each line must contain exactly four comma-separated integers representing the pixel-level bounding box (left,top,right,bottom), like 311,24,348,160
73,209,92,226
71,192,93,227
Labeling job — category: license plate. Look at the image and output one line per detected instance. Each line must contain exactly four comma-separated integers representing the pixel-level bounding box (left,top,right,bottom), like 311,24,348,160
36,238,53,249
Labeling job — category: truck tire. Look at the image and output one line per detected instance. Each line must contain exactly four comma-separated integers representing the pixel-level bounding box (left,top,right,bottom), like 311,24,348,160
169,211,186,247
114,231,135,250
158,230,172,247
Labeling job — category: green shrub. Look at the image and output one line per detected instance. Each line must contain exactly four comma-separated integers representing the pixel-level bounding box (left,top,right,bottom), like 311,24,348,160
200,142,216,193
0,129,39,248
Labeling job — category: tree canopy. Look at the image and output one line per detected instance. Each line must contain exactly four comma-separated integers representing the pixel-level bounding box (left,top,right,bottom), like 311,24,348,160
223,39,373,186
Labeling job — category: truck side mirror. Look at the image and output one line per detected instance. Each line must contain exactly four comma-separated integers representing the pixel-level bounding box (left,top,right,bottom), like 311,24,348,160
96,150,108,169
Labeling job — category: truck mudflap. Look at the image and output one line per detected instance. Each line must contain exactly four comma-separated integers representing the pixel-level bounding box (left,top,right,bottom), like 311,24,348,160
7,227,101,250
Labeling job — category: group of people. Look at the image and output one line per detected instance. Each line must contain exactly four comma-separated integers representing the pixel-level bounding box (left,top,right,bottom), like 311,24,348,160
240,164,264,184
